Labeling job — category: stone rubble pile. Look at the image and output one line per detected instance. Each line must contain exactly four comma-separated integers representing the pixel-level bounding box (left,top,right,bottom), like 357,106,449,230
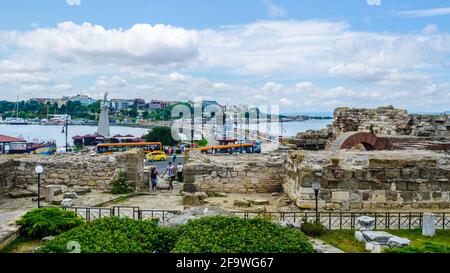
354,216,411,253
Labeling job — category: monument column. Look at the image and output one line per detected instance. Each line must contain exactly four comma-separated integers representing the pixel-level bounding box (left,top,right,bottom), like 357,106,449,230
97,93,111,138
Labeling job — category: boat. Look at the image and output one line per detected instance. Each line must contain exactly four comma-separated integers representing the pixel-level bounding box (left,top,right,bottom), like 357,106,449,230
3,117,29,125
3,96,29,125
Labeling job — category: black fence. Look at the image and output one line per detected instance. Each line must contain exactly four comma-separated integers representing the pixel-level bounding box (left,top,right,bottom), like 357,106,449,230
59,206,450,230
231,211,450,230
61,206,181,222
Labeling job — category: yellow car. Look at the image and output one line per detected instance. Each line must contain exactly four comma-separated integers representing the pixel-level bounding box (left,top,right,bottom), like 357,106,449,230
146,151,167,161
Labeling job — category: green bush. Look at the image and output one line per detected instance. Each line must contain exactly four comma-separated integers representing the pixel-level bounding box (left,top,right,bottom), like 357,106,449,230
172,216,314,253
16,208,84,239
110,171,133,194
300,221,328,237
38,217,177,253
385,242,450,253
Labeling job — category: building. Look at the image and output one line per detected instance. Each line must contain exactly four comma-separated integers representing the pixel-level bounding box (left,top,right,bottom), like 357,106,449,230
148,100,168,110
134,98,146,108
0,135,27,154
48,114,71,124
73,133,105,147
110,99,134,111
30,98,51,104
68,94,96,106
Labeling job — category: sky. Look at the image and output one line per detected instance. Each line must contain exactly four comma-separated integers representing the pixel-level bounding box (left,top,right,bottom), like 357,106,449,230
0,0,449,113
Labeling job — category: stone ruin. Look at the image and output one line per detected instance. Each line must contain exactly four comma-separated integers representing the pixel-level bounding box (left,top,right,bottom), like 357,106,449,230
285,106,450,153
0,149,145,202
284,150,450,211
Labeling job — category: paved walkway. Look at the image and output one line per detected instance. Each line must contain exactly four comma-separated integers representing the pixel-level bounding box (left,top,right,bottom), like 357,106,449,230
309,238,345,253
0,209,28,248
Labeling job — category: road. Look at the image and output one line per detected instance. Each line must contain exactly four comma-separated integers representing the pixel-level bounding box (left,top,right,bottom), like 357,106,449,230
147,156,185,174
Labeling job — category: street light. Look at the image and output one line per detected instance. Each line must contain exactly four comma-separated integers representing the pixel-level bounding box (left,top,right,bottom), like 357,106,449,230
35,165,44,208
312,181,321,222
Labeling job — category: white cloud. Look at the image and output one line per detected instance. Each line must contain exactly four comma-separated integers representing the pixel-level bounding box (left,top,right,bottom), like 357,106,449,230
11,22,199,66
366,0,381,6
262,0,287,18
422,24,439,35
66,0,81,6
398,7,450,18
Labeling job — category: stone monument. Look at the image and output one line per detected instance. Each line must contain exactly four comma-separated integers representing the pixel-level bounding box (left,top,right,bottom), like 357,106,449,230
422,213,436,237
97,93,111,138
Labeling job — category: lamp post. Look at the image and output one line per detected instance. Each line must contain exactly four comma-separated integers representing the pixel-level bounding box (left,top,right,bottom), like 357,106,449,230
35,165,44,208
312,181,321,223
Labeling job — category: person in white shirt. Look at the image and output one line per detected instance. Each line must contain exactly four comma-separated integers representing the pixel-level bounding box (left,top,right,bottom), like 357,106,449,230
177,162,184,182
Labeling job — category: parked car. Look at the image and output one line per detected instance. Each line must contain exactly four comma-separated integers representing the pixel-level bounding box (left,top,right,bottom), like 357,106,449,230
146,151,167,161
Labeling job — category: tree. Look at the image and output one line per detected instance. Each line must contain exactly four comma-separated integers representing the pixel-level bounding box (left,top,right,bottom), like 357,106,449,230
146,126,179,146
197,137,208,147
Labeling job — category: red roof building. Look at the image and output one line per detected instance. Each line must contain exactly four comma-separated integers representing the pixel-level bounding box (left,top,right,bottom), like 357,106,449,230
0,135,26,143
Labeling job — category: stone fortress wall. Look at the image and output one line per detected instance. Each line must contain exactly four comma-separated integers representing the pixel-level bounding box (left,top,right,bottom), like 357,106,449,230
184,151,286,194
0,149,145,193
286,106,450,151
284,150,450,211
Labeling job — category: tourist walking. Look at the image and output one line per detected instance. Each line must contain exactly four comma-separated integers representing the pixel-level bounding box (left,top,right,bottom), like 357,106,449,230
149,167,161,192
177,162,184,182
162,162,176,190
172,152,177,162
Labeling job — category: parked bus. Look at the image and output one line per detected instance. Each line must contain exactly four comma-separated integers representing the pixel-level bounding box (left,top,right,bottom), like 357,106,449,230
193,141,262,155
97,142,163,154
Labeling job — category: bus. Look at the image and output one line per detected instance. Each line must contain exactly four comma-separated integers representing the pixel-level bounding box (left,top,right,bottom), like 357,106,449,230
193,141,262,155
97,142,163,154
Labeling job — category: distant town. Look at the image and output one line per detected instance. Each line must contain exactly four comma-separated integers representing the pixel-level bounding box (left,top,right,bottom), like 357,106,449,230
0,94,332,126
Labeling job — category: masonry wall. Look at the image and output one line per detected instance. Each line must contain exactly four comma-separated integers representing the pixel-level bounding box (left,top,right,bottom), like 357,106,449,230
284,150,450,211
0,159,19,195
0,149,144,190
184,152,285,194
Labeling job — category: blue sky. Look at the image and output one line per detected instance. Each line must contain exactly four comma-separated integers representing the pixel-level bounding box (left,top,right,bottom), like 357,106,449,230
0,0,449,112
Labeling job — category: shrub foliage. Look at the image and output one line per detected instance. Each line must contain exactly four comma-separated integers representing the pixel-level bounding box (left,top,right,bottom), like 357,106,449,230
38,216,313,253
110,171,133,194
16,207,84,239
300,221,328,237
172,216,314,253
38,217,177,253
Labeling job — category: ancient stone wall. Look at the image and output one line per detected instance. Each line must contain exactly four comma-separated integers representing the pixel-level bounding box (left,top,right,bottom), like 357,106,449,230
333,106,412,136
184,152,286,194
0,159,19,195
0,149,144,190
284,150,450,211
285,106,449,151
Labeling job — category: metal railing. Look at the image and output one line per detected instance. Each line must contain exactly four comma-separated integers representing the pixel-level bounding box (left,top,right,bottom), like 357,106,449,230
58,206,450,230
231,211,450,230
61,206,181,223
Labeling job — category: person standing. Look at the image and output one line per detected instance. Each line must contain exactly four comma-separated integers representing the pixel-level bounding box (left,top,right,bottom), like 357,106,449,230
172,152,177,162
162,162,176,190
177,162,184,182
149,167,161,192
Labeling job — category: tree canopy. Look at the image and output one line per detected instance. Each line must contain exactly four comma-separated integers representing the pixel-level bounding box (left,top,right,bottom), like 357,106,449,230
146,126,180,146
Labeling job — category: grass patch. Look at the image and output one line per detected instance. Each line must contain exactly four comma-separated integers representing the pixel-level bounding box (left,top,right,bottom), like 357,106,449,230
318,230,366,253
384,229,450,253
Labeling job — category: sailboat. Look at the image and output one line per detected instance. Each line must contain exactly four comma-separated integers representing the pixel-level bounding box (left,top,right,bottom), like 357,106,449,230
4,96,29,125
